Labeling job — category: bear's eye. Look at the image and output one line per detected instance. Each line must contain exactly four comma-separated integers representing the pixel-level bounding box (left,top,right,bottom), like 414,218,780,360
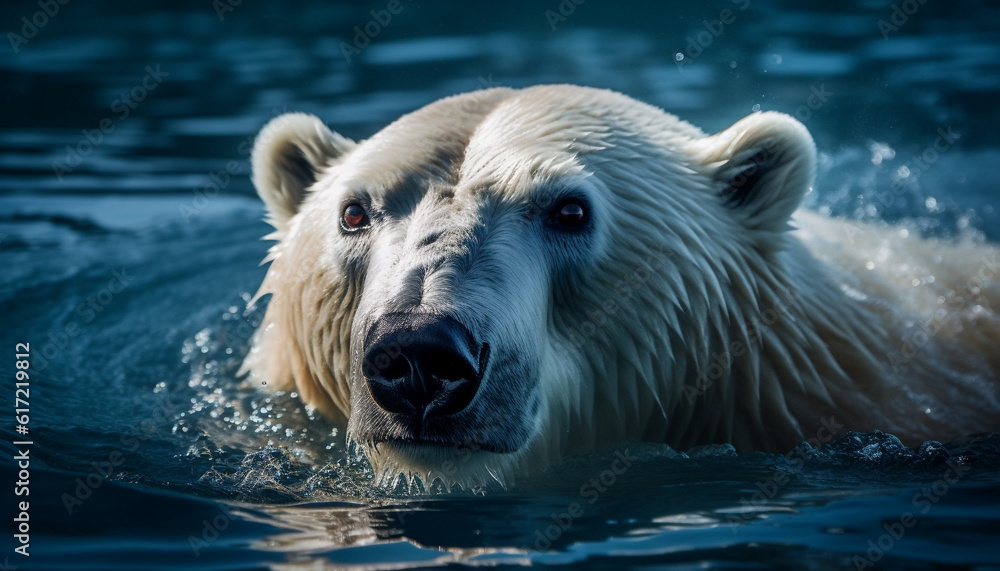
548,199,589,230
341,203,370,232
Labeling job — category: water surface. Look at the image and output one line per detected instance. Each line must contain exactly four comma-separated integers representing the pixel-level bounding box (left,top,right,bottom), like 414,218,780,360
2,0,1000,569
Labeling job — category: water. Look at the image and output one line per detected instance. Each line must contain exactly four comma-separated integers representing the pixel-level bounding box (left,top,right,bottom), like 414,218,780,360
2,0,1000,568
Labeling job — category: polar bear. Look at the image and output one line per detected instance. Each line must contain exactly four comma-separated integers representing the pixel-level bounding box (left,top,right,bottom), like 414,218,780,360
241,85,1000,487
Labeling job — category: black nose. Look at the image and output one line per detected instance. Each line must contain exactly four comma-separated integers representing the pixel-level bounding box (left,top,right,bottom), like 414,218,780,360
362,313,489,418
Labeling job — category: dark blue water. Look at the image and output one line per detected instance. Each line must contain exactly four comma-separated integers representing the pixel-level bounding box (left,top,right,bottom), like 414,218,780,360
2,0,1000,569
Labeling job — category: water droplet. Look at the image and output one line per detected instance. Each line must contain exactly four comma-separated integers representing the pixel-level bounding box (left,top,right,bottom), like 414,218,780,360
865,261,875,270
925,197,937,210
897,165,911,178
674,52,684,62
912,278,921,287
752,103,761,112
729,60,737,68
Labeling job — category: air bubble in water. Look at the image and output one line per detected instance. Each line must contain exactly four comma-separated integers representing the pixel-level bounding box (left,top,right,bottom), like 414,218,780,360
869,141,895,165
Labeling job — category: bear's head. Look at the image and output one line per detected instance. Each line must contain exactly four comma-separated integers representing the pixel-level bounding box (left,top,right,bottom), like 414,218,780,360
244,85,816,488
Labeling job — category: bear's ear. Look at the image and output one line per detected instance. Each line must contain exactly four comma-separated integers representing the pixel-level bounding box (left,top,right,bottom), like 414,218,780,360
696,111,815,233
251,113,356,231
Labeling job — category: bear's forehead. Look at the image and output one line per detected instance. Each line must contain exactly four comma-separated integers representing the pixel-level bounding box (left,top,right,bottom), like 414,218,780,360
334,88,635,194
331,85,703,202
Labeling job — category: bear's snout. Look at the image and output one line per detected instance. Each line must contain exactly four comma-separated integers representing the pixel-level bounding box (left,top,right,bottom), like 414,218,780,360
362,313,490,424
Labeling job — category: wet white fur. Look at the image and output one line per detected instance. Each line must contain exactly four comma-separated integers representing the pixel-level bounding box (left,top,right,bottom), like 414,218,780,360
242,85,1000,487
